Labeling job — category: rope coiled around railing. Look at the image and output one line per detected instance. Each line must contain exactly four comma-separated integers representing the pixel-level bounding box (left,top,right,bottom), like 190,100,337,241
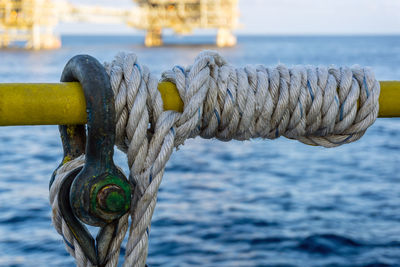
50,50,380,267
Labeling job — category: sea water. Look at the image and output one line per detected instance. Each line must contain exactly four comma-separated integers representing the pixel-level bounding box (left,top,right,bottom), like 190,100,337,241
0,35,399,266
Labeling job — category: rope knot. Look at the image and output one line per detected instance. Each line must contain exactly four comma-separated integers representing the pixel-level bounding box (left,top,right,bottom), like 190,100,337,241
51,51,380,267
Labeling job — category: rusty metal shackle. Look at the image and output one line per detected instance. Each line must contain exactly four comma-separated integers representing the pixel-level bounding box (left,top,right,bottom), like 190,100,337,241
52,55,132,265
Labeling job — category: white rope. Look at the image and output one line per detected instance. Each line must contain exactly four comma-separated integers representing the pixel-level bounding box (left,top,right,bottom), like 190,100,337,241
50,51,380,266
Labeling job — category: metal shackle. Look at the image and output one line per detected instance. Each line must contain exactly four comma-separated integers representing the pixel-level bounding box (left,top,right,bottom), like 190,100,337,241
60,55,131,227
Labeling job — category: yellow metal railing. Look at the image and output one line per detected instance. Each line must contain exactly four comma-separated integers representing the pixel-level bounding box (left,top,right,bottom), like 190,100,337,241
0,81,399,126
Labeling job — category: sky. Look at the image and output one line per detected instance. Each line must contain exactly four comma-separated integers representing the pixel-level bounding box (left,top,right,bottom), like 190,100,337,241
59,0,400,35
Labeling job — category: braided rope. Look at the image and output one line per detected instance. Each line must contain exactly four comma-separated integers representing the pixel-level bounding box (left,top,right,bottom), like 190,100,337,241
50,51,380,266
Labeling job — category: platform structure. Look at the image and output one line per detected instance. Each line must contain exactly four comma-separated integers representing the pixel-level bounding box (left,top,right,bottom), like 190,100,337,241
0,0,239,49
132,0,239,47
0,0,60,49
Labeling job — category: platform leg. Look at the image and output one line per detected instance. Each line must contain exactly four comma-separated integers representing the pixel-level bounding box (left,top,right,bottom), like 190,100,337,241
0,31,10,48
27,24,41,50
145,28,163,47
41,26,61,49
216,28,236,47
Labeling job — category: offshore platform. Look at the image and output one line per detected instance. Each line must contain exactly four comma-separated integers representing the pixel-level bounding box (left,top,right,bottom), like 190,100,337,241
0,0,239,49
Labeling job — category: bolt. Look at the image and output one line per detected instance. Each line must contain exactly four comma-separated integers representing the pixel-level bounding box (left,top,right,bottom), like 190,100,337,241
96,185,127,213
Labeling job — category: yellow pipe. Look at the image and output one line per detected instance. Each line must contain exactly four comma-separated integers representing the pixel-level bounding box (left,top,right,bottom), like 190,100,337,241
0,81,398,126
0,83,87,126
378,81,400,118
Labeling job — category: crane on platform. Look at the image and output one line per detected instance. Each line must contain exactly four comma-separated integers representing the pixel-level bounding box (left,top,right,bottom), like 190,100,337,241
0,0,239,49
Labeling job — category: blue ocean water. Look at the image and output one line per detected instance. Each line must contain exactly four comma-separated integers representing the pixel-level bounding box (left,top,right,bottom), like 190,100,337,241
0,35,400,267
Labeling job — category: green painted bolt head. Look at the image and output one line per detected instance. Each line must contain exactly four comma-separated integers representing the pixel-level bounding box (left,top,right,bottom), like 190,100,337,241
87,172,131,224
97,185,127,213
